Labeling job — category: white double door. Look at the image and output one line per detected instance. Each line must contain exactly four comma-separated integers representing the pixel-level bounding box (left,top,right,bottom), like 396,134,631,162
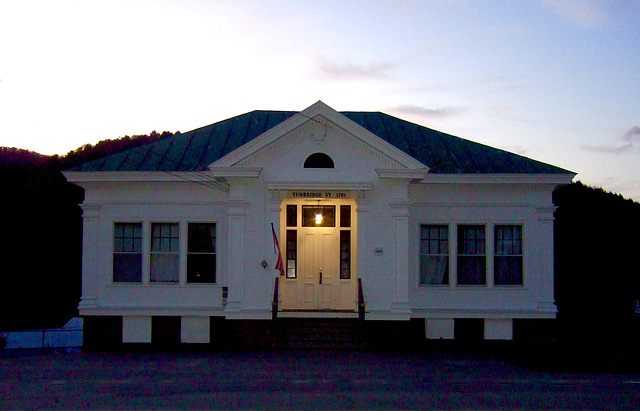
282,226,355,311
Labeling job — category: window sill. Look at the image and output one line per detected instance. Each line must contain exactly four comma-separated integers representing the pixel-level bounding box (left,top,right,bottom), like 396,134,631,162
418,284,451,288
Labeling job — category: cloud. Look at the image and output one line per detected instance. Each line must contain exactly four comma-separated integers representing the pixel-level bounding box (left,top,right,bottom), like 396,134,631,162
540,0,611,29
580,126,640,155
623,126,640,142
316,56,395,80
581,143,633,154
390,2,413,17
486,105,533,124
389,104,469,119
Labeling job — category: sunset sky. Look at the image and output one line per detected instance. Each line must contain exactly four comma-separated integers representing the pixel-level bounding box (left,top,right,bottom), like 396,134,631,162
1,1,639,200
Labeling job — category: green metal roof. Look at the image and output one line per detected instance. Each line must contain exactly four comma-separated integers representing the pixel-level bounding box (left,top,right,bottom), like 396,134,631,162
70,110,572,174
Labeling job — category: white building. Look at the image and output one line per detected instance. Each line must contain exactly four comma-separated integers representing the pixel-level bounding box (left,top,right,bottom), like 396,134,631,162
64,101,574,347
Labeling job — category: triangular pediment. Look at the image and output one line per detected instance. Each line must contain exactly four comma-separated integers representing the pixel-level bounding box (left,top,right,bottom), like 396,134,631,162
209,101,428,177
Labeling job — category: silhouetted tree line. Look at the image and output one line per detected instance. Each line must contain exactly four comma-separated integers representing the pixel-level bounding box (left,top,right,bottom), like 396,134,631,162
554,182,640,344
0,131,176,331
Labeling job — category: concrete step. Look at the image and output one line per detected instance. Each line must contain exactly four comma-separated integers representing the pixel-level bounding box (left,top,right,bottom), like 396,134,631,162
273,318,365,349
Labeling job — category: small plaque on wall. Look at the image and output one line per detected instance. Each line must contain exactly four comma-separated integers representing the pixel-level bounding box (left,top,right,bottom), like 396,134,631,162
374,248,384,255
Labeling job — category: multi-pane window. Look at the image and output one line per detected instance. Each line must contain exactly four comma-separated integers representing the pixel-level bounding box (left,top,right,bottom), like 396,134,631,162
187,223,216,283
419,225,449,285
286,205,297,227
457,225,486,285
113,223,142,282
286,230,297,278
494,225,523,285
340,230,351,279
150,223,179,283
340,205,351,228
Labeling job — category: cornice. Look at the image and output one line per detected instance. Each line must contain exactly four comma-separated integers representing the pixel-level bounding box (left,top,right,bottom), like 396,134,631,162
267,182,372,191
376,168,430,181
418,173,575,185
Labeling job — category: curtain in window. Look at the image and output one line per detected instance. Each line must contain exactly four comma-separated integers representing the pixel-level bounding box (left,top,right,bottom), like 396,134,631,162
494,225,523,285
420,225,449,285
151,223,179,283
420,255,449,284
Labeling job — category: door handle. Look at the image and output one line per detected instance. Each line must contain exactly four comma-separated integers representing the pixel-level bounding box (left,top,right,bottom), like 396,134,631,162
319,271,323,284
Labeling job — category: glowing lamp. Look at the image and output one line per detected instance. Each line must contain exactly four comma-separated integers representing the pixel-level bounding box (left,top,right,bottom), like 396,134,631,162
315,213,323,225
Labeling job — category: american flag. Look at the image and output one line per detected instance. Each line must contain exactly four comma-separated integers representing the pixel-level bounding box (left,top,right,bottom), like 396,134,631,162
271,223,285,276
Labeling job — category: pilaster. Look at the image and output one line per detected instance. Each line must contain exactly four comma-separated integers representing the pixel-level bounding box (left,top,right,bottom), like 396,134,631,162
536,206,558,315
225,182,248,312
390,199,411,315
78,204,100,311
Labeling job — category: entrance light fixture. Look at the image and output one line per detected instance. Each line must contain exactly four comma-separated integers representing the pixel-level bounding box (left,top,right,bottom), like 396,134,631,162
315,213,323,225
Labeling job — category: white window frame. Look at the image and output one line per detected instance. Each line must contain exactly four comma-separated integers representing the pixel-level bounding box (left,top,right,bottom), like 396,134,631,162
419,224,450,286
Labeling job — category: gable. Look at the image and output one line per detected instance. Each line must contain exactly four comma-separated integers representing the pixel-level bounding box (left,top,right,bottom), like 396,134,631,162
209,102,427,182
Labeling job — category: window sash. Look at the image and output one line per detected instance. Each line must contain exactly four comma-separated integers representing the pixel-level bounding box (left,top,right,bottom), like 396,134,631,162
187,223,216,283
302,206,336,227
420,255,449,285
420,225,449,285
340,205,351,228
113,253,142,282
286,230,297,278
150,253,179,283
457,225,486,285
494,225,523,285
340,230,350,279
494,256,523,285
113,223,142,283
457,256,486,285
495,225,522,256
150,223,179,283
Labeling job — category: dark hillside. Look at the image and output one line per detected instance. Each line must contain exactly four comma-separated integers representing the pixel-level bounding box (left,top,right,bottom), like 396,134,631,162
554,181,640,344
0,132,176,331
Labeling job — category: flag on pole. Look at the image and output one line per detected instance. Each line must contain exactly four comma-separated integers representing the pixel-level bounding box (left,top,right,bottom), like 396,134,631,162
271,223,285,276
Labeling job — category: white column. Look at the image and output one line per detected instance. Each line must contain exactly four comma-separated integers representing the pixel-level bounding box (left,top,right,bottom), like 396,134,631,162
78,204,100,311
355,195,369,284
226,201,246,312
268,189,284,277
390,200,411,315
225,181,247,312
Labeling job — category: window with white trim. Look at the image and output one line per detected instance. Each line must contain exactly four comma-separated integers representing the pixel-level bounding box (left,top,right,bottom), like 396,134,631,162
113,223,142,283
187,223,216,283
457,225,486,285
150,223,179,283
494,225,523,285
419,225,449,285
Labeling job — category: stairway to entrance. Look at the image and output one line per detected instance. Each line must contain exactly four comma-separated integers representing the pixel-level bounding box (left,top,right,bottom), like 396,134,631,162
273,318,366,349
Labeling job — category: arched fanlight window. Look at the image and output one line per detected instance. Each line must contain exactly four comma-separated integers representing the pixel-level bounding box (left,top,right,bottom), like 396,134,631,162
304,152,335,168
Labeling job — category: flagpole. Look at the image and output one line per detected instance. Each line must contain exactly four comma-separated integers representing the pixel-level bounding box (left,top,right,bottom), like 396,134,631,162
271,223,276,254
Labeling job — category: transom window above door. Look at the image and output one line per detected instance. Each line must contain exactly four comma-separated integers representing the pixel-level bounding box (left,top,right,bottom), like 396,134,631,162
302,205,336,227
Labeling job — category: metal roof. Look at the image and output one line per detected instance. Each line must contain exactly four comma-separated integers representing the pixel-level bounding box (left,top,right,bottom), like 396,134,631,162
69,110,572,174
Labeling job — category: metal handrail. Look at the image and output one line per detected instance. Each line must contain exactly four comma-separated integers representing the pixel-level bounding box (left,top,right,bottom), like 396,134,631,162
358,278,365,322
272,276,280,321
